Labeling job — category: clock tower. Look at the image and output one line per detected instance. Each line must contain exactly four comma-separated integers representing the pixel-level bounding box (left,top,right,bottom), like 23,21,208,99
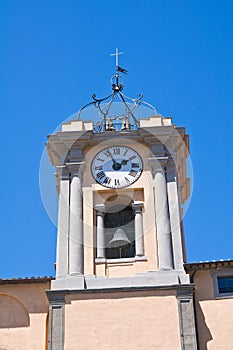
46,54,197,350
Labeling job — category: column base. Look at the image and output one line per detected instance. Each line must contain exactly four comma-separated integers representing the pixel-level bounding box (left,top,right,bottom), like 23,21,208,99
51,275,85,290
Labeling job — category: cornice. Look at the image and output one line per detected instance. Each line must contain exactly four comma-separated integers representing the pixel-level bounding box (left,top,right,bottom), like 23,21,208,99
185,260,233,272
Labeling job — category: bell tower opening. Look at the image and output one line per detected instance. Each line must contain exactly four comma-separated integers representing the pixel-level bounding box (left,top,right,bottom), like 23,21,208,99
104,202,135,259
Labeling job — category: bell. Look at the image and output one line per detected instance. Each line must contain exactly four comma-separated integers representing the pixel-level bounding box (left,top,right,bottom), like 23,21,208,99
108,227,130,248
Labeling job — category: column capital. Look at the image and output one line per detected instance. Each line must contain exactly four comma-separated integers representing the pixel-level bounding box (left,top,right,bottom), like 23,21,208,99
95,204,105,215
176,286,194,299
148,156,169,169
56,165,70,180
149,157,169,176
46,290,66,305
132,202,143,213
66,162,85,176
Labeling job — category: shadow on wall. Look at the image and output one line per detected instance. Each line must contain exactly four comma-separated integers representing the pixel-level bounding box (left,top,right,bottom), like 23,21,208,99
0,294,30,328
195,301,212,350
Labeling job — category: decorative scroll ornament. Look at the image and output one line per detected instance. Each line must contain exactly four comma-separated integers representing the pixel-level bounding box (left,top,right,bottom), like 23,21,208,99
78,48,157,132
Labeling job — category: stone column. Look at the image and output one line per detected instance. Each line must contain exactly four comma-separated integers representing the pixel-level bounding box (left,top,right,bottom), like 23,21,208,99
167,161,184,270
132,203,144,256
69,165,83,275
95,204,105,258
56,167,70,278
150,158,173,270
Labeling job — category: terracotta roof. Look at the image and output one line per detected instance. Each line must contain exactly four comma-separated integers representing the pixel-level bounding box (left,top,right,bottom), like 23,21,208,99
185,259,233,272
0,276,54,284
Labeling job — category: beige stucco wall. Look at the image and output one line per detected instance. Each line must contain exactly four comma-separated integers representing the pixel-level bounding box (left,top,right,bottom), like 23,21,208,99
0,282,50,350
64,289,181,350
194,269,233,350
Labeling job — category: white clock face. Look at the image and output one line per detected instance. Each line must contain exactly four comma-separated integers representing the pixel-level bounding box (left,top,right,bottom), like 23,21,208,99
91,145,143,188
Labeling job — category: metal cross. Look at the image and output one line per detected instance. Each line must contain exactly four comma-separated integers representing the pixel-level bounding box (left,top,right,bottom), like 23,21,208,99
110,48,124,67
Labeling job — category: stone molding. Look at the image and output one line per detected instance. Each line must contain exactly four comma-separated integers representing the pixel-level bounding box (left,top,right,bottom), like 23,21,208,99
47,283,194,296
50,270,190,291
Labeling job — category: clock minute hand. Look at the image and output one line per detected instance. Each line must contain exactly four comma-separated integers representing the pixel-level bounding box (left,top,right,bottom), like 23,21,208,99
107,150,118,165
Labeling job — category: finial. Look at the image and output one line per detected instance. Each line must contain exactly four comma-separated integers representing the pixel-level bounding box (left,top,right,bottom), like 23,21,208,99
110,48,128,92
78,50,157,132
110,48,124,73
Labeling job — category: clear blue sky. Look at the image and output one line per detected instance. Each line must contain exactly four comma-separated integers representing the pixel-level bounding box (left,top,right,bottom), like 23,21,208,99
1,0,233,278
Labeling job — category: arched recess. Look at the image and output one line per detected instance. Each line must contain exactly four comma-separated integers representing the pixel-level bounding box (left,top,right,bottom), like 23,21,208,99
0,293,30,328
104,195,135,259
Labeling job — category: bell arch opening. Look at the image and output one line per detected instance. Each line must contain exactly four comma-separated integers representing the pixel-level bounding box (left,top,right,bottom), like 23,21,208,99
104,195,135,259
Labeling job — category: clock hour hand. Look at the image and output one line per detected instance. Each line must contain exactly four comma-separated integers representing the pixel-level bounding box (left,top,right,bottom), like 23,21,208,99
108,150,122,171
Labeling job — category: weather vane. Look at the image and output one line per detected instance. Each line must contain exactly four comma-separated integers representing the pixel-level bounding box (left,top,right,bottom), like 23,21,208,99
78,48,156,132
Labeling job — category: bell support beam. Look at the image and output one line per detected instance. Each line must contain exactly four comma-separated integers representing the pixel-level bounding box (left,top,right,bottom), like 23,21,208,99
149,157,174,270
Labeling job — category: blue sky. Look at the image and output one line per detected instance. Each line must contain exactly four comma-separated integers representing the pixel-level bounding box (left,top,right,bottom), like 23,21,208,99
1,0,233,278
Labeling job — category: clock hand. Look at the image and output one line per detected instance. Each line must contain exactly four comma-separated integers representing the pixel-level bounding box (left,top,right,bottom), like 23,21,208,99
121,159,129,166
107,150,122,171
107,150,116,163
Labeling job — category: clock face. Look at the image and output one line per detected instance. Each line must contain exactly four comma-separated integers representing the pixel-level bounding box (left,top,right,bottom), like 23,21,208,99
91,145,143,188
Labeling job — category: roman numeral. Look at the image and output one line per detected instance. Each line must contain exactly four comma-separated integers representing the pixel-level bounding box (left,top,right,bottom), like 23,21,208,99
129,155,137,161
96,157,104,162
115,179,120,187
95,166,102,171
129,169,138,177
124,177,131,184
103,150,111,158
103,177,111,185
123,149,129,156
113,147,120,155
132,163,139,168
96,171,105,180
